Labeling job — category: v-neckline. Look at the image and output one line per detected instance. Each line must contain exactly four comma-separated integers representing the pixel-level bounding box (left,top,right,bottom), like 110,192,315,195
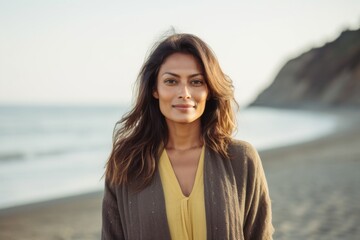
163,146,204,198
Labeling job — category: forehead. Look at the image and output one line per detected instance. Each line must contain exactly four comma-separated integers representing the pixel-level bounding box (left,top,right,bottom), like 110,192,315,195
158,53,202,74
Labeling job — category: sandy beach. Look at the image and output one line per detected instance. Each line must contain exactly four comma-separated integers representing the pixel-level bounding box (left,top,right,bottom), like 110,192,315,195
1,108,359,240
261,108,360,240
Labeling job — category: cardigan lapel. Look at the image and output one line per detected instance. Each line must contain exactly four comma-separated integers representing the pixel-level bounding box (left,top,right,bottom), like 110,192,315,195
204,146,244,240
127,170,171,240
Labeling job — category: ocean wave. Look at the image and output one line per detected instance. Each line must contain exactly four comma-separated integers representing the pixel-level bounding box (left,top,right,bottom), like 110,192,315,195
0,145,108,163
0,152,26,162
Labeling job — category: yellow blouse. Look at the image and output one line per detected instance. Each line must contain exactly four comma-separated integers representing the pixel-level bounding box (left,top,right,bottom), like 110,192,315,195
158,147,207,240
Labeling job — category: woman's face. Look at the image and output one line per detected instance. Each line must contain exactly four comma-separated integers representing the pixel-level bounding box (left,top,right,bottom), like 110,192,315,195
153,53,209,126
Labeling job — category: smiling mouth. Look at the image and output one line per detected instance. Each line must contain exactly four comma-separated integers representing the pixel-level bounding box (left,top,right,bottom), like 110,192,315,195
172,104,196,109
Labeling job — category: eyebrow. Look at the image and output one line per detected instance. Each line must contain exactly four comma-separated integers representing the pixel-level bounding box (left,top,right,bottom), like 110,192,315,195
161,72,204,78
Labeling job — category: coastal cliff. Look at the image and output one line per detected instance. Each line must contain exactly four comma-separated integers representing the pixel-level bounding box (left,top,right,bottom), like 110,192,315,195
251,28,360,107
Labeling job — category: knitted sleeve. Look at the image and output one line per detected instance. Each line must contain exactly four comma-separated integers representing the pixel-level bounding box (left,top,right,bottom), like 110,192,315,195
101,180,125,240
243,143,274,240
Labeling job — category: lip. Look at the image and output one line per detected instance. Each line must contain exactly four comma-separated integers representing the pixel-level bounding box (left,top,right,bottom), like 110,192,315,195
172,104,195,109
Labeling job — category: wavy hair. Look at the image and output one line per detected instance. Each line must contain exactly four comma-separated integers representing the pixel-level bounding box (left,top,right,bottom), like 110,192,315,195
105,33,238,190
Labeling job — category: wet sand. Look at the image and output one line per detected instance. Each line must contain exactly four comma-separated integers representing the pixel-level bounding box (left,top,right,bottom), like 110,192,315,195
1,109,359,240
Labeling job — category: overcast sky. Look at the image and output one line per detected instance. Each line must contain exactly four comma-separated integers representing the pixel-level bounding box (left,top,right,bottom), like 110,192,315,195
0,0,359,106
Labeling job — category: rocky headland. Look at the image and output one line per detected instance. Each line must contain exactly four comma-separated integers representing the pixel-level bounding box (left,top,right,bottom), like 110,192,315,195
251,28,360,108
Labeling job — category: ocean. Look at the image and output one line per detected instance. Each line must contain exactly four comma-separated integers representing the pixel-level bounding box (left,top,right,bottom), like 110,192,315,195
0,105,337,209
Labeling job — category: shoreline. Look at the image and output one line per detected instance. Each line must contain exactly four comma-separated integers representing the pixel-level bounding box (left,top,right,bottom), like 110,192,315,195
1,108,360,239
0,189,105,212
0,191,103,215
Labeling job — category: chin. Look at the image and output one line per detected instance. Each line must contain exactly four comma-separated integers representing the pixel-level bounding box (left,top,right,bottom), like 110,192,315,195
166,116,201,125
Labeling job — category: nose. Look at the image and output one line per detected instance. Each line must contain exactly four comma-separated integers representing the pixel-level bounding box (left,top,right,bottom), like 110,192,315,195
178,83,191,99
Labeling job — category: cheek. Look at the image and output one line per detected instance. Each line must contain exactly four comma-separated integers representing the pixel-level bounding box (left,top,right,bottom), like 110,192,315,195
157,90,174,114
197,90,209,102
157,85,177,102
196,93,208,110
196,92,209,113
157,90,173,103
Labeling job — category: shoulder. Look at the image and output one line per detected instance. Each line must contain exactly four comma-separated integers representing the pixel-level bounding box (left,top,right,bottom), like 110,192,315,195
228,139,260,159
228,139,262,170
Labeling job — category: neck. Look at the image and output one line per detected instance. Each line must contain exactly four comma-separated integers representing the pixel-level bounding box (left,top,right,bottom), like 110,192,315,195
165,120,203,151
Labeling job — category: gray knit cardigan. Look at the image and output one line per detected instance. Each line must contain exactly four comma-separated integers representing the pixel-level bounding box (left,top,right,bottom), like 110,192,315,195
102,140,274,239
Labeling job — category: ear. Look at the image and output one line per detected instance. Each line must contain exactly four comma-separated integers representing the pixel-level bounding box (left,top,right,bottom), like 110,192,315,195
152,89,159,99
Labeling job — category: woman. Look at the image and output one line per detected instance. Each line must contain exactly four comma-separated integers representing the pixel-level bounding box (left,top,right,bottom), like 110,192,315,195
102,33,274,240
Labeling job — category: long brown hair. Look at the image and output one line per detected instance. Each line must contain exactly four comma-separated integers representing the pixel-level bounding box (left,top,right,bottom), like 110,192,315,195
105,33,238,189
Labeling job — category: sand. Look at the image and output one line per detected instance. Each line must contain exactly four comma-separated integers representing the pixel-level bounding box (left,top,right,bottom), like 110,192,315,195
260,108,360,240
1,108,359,240
0,192,103,240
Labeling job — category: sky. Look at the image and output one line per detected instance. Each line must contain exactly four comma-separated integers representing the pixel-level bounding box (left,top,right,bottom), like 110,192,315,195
0,0,359,106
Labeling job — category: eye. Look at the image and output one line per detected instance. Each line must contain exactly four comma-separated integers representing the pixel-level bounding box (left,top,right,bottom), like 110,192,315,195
164,79,177,85
191,79,205,86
